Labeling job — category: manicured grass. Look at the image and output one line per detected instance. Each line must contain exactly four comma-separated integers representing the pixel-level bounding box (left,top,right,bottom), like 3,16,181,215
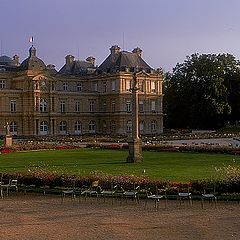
0,148,239,181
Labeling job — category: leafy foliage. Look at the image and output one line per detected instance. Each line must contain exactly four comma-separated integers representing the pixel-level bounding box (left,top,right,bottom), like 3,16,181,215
164,53,240,129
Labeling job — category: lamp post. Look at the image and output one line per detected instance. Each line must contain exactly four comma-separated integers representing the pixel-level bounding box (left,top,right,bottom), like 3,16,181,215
127,70,143,163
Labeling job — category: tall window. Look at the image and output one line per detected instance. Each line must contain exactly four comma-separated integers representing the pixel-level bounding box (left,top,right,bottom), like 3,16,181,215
77,82,82,92
126,80,131,91
10,121,17,134
10,100,16,112
151,81,156,92
89,120,95,133
139,101,144,112
138,81,144,92
151,120,157,132
111,101,115,112
126,101,131,112
0,80,6,89
60,101,65,113
139,121,144,133
126,120,132,133
75,120,82,134
151,100,156,112
111,120,116,133
102,120,107,133
40,121,48,135
103,81,107,92
40,99,47,112
102,101,107,112
63,82,68,91
89,100,95,112
93,82,98,92
59,121,67,134
75,101,80,112
111,80,116,91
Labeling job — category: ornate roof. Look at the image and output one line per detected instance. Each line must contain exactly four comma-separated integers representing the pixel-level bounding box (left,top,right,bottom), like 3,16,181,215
98,46,152,73
20,46,46,71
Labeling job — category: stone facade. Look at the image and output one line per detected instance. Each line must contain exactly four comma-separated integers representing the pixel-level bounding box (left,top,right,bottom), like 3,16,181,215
0,45,163,137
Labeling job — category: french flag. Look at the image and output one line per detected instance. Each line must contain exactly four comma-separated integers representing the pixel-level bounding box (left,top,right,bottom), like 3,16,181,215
29,36,34,43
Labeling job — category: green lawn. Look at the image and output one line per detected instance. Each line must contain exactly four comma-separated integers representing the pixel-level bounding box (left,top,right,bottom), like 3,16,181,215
0,148,239,181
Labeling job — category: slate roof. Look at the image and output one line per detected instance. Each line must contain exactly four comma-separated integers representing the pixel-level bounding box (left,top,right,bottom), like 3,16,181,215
59,60,96,75
98,50,152,73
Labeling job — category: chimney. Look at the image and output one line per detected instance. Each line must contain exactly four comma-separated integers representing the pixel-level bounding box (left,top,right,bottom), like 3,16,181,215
12,55,20,66
132,47,142,57
65,55,75,65
86,56,96,66
47,64,56,70
110,45,121,55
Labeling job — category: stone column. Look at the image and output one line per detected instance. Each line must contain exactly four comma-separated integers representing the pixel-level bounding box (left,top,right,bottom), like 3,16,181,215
127,71,143,163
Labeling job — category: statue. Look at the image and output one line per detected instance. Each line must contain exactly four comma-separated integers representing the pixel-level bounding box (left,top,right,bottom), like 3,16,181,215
6,122,10,136
4,122,12,147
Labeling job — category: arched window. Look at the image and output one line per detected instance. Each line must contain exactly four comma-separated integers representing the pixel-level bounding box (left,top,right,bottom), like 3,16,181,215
59,121,67,134
75,120,82,134
111,120,116,133
10,121,17,135
126,120,132,133
89,120,95,133
40,99,47,112
40,121,48,135
151,120,157,132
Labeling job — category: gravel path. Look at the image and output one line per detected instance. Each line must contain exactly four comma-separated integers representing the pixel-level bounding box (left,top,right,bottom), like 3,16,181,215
0,194,239,240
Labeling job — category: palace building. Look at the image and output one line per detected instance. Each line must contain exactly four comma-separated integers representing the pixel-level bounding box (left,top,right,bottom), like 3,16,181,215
0,45,163,137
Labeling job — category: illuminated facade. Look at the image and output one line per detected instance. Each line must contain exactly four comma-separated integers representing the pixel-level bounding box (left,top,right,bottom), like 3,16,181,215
0,45,163,136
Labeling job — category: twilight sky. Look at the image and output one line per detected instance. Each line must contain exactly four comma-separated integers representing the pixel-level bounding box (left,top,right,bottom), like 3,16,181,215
1,0,240,71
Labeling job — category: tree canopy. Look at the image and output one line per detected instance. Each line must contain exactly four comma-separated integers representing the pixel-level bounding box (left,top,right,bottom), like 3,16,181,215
164,53,240,129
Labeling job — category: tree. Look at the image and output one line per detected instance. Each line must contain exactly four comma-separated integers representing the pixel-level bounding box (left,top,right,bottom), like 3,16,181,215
164,53,240,129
